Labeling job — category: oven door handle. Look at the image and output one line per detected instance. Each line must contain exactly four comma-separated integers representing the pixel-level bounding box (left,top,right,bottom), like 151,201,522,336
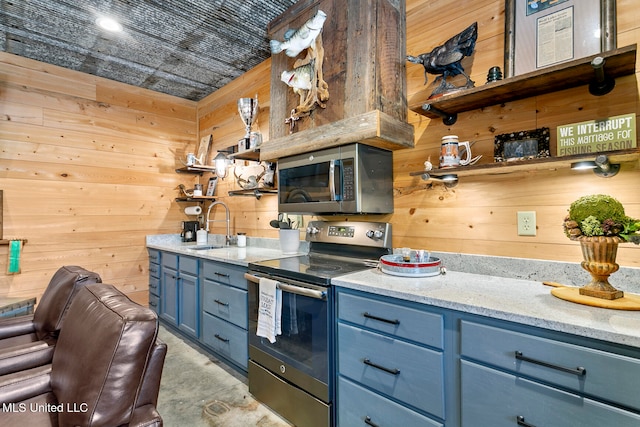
245,273,327,300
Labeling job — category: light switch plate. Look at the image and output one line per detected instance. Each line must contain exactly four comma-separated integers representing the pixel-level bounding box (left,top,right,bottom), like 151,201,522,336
517,211,537,236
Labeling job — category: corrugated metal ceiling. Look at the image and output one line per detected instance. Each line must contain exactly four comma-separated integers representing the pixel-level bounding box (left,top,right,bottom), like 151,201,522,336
1,0,297,100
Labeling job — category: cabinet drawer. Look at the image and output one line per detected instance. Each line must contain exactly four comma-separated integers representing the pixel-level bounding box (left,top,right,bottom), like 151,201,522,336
148,249,160,264
203,260,247,290
179,255,198,275
338,323,444,418
203,280,248,329
337,291,443,348
149,276,160,297
162,252,178,270
202,312,248,369
461,320,640,411
149,262,160,279
338,376,443,427
461,360,640,427
148,293,159,313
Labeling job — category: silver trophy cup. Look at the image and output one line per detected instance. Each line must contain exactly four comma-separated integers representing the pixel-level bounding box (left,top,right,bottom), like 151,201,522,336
238,97,258,141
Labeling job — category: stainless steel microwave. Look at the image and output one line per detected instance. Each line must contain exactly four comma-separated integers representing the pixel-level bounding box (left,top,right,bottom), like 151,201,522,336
278,143,394,214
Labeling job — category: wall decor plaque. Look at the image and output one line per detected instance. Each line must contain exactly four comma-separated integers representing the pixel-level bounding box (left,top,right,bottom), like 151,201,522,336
556,113,636,157
494,127,550,162
504,0,616,77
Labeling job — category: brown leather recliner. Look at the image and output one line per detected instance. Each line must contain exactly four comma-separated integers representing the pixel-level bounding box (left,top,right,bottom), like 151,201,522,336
0,266,102,375
0,283,166,426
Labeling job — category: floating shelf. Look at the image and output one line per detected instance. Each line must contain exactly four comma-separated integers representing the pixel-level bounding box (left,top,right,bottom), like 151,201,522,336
175,166,217,175
228,188,277,200
175,197,216,203
409,44,637,124
409,149,639,179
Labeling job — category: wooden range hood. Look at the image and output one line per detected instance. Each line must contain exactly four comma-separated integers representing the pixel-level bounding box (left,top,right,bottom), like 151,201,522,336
260,0,414,161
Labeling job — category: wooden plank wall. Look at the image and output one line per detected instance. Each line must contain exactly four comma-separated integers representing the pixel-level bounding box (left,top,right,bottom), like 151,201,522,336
199,0,639,268
0,52,197,303
1,0,638,303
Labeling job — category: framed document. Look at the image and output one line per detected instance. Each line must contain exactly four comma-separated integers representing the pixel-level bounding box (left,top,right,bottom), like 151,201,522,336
504,0,616,77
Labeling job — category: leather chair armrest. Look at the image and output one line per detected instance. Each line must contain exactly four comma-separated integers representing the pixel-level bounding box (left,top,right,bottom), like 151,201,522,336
0,315,36,340
127,404,163,427
0,364,52,404
0,341,54,376
135,339,167,408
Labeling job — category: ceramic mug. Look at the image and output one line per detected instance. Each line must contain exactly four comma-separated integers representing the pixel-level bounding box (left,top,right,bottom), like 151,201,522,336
440,135,472,168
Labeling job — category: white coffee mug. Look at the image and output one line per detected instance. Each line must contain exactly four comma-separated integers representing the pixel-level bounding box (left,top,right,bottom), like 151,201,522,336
439,135,472,168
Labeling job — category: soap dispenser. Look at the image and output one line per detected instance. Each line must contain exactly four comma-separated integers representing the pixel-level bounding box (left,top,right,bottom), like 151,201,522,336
196,228,207,245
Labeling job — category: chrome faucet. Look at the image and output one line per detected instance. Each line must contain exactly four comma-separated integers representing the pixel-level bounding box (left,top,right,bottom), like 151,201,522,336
206,201,231,245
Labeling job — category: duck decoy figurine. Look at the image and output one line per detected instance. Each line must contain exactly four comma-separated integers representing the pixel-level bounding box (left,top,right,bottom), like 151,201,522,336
407,22,478,98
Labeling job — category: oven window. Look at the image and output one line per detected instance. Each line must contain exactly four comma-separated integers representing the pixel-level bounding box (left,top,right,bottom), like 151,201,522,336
249,284,329,383
279,163,341,204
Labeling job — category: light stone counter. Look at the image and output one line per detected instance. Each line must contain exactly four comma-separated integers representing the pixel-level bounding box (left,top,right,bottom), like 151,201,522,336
332,268,640,349
146,234,308,267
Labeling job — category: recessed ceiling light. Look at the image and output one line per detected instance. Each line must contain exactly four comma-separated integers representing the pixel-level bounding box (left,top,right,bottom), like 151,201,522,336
96,17,123,32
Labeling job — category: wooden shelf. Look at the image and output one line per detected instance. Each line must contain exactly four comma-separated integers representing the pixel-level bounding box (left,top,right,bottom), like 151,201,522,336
228,148,260,161
409,44,637,123
175,197,216,203
409,149,639,179
175,166,217,175
228,188,277,199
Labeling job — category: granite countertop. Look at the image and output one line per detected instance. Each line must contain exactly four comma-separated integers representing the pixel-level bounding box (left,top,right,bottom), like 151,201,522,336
332,268,640,349
146,234,307,267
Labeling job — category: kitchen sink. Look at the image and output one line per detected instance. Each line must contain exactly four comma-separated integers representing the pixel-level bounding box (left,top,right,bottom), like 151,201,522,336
187,245,223,250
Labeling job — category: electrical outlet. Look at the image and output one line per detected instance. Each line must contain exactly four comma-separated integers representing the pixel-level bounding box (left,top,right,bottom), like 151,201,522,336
517,211,537,236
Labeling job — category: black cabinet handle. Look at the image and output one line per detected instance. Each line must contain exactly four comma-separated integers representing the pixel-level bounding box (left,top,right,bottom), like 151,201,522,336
363,358,400,375
149,301,157,307
363,312,400,325
516,415,537,427
214,299,229,306
364,416,379,427
214,272,230,278
515,351,586,376
214,334,229,343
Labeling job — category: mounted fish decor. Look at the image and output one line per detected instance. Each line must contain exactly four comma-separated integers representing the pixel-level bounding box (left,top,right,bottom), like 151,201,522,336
270,9,329,133
407,22,478,98
270,10,327,57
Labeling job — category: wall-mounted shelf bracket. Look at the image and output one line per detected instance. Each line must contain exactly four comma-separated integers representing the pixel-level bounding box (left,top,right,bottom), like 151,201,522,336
228,188,277,200
422,104,457,125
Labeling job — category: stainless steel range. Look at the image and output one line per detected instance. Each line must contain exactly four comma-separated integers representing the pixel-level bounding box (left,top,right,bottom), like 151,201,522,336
246,220,392,427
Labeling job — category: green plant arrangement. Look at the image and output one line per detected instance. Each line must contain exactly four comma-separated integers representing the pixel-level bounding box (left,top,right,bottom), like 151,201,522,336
563,194,640,244
562,194,639,300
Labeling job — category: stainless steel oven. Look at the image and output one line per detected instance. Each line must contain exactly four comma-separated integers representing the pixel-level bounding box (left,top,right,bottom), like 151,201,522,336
246,221,392,427
277,143,394,214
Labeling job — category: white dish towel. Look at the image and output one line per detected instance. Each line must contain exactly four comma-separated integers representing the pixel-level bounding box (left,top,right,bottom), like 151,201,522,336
256,277,282,343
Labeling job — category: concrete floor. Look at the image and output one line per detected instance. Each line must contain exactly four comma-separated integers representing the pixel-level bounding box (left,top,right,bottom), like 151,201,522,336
156,326,293,427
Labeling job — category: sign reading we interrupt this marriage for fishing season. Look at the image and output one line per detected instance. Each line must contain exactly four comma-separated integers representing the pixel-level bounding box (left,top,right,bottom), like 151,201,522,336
556,113,636,157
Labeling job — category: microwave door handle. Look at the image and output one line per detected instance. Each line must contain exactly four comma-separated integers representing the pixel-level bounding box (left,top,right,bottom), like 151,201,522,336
329,159,337,201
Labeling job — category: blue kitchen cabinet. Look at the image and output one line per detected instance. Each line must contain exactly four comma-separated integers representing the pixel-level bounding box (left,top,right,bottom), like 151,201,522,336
200,259,248,371
335,287,640,427
160,252,200,339
336,289,446,426
459,319,640,427
147,248,160,314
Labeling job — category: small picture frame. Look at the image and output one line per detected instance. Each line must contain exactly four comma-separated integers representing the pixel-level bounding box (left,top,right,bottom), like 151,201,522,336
206,177,218,197
196,134,212,165
494,127,550,162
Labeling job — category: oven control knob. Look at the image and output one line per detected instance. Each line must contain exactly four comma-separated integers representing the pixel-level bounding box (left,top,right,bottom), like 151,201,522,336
366,229,384,239
307,226,320,235
280,365,286,374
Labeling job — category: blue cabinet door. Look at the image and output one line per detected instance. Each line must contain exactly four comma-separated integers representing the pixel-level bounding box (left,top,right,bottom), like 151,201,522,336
161,267,178,326
178,271,199,338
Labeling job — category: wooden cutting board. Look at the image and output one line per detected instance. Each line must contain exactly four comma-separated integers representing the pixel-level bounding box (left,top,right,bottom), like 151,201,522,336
544,282,640,310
